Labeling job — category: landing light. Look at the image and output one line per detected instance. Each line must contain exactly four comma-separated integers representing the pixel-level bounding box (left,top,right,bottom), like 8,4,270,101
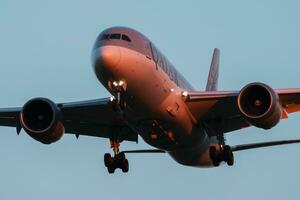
119,80,124,86
182,91,188,97
113,81,118,87
110,96,115,102
113,80,124,87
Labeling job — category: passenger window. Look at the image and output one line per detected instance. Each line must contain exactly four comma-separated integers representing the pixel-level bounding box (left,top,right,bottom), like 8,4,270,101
122,35,131,42
110,33,121,39
100,34,110,40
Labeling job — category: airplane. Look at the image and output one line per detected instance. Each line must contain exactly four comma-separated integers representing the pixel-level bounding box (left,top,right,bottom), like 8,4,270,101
1,26,300,174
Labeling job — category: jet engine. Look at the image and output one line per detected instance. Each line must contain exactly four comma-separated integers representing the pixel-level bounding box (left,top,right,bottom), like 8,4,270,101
237,83,282,129
19,98,64,144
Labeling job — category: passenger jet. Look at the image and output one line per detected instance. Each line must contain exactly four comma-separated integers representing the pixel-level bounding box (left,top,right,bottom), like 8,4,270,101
1,27,300,173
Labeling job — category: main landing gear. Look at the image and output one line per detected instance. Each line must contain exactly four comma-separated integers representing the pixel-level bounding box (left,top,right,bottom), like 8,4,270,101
209,135,234,167
104,140,129,174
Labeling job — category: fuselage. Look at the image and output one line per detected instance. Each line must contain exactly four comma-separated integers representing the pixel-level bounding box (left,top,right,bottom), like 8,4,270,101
92,27,215,167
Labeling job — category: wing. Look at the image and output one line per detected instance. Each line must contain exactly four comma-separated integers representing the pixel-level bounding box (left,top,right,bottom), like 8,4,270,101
0,98,138,142
185,88,300,136
0,107,22,133
231,139,300,152
276,89,300,116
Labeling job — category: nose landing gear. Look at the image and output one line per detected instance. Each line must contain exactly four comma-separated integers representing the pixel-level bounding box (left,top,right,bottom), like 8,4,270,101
105,80,129,174
104,140,129,174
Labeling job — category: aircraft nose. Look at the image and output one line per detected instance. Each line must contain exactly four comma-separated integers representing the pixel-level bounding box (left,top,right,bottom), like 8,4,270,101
93,45,121,72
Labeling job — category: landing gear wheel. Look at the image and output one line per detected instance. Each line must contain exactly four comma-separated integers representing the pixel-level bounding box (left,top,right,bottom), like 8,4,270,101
107,165,115,174
209,146,220,167
104,153,113,167
223,145,234,166
104,150,130,173
104,153,116,174
121,159,129,173
118,152,126,161
116,152,129,173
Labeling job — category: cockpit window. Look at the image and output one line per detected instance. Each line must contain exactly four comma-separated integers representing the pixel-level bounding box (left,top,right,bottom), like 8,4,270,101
96,33,132,46
121,34,131,42
100,34,110,40
110,33,121,39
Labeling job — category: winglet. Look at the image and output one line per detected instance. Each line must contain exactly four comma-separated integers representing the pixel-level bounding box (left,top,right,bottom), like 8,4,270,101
205,48,220,91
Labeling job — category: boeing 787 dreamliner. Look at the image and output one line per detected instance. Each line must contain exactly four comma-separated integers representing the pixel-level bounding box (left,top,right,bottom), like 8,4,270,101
1,27,300,174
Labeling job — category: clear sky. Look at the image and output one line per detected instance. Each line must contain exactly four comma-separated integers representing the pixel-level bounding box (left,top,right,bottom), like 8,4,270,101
0,0,300,199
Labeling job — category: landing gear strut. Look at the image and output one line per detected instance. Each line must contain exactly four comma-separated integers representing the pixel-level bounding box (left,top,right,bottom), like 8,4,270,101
110,80,127,110
209,135,234,167
104,140,129,174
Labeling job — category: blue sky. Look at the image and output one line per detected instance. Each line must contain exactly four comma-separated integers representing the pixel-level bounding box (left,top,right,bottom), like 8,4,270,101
0,0,300,199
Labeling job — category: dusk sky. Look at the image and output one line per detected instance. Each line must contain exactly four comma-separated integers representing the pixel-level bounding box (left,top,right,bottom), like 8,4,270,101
0,1,300,199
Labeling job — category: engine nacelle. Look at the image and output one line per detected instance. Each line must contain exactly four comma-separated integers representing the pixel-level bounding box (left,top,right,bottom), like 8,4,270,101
237,83,282,129
19,98,64,144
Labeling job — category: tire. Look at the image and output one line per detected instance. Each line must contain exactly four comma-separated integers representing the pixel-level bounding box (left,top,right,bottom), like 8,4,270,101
209,146,217,160
104,153,112,167
213,159,220,167
209,146,220,167
118,152,126,161
121,159,129,173
223,145,234,166
107,166,115,174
